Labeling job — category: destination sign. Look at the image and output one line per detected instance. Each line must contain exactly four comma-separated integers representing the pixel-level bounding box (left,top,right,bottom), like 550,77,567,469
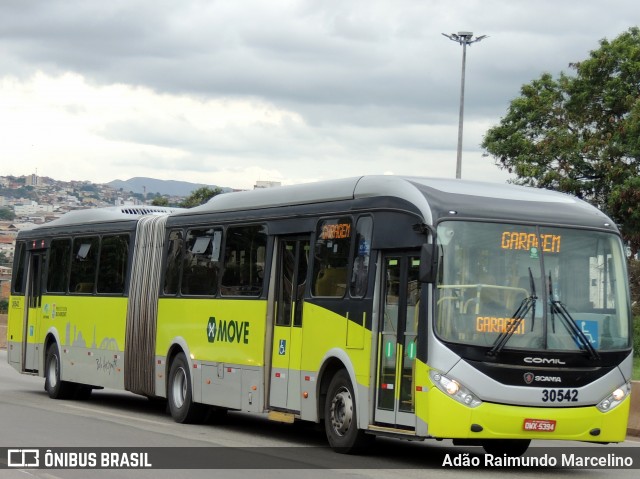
501,232,561,253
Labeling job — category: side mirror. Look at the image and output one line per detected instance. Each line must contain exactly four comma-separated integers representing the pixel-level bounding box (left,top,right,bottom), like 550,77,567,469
419,242,438,283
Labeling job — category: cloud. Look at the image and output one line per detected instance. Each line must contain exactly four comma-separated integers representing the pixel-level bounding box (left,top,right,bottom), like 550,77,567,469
0,1,638,189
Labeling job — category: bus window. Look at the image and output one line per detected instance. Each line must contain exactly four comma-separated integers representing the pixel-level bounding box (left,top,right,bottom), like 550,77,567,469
164,230,184,295
312,217,352,297
12,242,27,294
182,228,221,296
350,216,373,298
97,234,130,294
221,225,267,297
47,238,71,293
435,222,630,352
69,237,99,294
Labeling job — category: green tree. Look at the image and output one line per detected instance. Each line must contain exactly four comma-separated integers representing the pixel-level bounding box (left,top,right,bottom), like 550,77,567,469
0,207,15,221
482,27,640,254
151,196,169,207
180,186,223,208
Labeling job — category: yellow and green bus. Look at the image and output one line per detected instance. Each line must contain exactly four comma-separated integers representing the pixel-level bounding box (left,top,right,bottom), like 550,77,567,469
7,176,633,456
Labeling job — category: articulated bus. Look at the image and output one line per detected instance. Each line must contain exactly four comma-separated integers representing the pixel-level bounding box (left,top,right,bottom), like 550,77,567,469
7,176,633,456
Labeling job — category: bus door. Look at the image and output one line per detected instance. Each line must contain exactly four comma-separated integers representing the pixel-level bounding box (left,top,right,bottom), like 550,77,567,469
23,250,46,373
269,236,310,412
374,252,421,428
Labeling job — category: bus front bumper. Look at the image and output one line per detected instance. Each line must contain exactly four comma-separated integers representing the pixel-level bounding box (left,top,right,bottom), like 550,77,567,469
423,388,630,443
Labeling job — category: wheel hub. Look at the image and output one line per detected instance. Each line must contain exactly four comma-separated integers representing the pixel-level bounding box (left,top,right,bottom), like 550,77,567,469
330,387,353,436
172,367,187,409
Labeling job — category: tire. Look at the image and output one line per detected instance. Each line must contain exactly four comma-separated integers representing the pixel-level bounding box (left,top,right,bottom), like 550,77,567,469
324,370,373,454
44,343,74,399
167,353,206,424
482,439,530,457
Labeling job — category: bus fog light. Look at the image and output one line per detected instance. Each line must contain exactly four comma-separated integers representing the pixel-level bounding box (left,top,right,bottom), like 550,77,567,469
597,382,630,413
429,370,482,408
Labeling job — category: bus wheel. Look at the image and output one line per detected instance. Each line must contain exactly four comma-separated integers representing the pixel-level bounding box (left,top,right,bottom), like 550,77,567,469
44,343,74,399
167,353,206,424
482,439,530,457
324,370,372,454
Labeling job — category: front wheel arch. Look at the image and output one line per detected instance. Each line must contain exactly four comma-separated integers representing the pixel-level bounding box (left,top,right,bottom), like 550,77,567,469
317,350,359,422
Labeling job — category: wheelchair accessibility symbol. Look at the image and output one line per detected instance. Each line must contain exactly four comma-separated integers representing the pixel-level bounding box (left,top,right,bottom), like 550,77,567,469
279,339,286,355
579,320,599,349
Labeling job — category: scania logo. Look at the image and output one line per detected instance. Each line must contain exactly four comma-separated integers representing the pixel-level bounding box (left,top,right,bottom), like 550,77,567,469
524,372,562,384
523,357,566,365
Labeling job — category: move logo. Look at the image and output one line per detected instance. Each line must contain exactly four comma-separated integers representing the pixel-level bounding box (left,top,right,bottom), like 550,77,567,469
207,317,250,344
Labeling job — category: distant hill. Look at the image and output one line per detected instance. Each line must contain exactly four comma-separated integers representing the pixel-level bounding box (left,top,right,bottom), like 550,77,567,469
108,177,228,197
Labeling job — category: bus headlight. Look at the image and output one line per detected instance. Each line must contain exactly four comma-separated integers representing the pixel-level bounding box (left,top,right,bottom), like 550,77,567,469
596,382,631,413
429,370,482,408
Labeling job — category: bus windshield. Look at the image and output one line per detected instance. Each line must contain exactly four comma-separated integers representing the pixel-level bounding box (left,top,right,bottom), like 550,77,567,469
435,221,630,353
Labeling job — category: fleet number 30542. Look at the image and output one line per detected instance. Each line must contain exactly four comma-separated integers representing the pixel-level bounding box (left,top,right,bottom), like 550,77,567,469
541,389,578,403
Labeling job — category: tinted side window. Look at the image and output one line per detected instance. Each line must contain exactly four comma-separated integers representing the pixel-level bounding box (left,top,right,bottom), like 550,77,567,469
97,234,130,294
221,225,267,297
182,228,222,296
312,217,352,297
163,230,184,295
12,242,27,294
350,216,373,298
70,237,99,293
47,239,71,293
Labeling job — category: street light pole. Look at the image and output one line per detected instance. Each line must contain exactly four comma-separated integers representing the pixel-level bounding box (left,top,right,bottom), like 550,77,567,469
442,31,487,179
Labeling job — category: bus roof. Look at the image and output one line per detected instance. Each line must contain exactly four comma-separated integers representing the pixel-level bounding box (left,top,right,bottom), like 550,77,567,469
182,175,616,231
19,176,618,235
27,206,184,229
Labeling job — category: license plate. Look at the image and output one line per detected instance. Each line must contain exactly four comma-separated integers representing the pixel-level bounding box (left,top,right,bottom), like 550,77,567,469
523,418,556,432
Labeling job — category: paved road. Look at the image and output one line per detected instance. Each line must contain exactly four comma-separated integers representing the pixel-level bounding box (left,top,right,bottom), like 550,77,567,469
0,350,638,478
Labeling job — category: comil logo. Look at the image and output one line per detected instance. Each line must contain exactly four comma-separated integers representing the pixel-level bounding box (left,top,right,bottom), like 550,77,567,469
8,449,40,468
524,357,566,365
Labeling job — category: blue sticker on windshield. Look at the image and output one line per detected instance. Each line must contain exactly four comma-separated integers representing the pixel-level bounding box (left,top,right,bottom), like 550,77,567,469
577,320,599,349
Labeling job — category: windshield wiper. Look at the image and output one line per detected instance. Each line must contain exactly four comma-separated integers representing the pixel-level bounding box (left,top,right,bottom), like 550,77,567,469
488,268,537,357
548,274,600,360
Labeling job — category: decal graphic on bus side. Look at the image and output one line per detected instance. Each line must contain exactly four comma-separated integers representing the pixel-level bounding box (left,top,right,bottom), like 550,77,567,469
207,317,250,344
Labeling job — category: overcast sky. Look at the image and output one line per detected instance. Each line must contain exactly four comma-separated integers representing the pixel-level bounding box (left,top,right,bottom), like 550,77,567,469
0,1,638,190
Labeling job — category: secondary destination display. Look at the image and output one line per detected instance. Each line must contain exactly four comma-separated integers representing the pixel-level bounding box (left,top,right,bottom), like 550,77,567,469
320,223,351,240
